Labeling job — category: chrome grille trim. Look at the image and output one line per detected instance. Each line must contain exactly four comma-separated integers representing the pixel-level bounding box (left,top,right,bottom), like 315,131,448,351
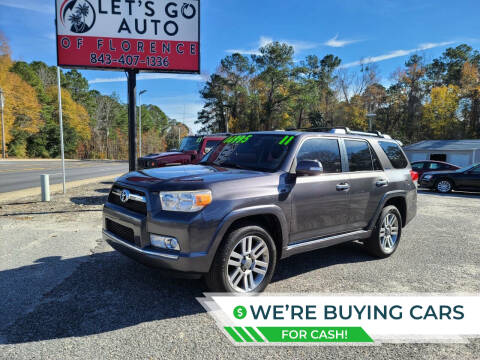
111,188,146,203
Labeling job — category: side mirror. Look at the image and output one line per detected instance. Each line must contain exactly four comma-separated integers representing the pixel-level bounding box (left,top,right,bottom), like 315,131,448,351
296,160,323,176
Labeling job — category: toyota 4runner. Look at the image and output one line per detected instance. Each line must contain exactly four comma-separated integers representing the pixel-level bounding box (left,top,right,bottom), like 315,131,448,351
103,128,418,293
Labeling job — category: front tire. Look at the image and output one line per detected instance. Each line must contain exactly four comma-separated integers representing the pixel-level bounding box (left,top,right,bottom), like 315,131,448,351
366,205,402,258
204,225,277,293
435,179,453,193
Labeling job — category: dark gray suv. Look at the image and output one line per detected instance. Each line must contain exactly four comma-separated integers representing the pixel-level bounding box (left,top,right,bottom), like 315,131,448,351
103,129,417,293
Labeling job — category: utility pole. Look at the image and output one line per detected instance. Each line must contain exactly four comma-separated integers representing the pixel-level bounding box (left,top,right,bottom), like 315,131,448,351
0,88,5,159
56,67,66,194
138,90,147,157
367,113,376,132
225,111,229,134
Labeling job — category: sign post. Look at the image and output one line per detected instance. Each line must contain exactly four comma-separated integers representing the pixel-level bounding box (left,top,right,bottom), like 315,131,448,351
0,87,5,159
138,89,147,158
127,69,137,171
55,0,200,171
56,67,66,193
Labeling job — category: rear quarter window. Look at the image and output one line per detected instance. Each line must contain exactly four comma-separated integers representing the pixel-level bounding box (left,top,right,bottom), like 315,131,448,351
378,141,409,169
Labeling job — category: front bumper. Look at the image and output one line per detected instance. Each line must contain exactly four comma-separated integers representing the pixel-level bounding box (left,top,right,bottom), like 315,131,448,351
419,178,435,188
103,230,208,276
103,202,216,274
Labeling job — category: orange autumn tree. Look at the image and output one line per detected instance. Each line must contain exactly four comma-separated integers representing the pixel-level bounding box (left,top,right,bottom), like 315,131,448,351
45,86,91,142
0,32,41,156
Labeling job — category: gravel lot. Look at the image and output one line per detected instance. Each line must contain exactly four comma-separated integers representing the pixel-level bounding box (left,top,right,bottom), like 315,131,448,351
0,183,479,359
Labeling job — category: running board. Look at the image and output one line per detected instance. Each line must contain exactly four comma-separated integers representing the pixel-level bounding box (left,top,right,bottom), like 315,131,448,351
283,230,371,257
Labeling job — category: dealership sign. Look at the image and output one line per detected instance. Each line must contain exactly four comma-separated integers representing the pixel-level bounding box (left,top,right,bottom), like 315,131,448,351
55,0,200,72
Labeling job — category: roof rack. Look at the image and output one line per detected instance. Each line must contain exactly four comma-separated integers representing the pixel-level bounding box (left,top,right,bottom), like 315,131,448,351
197,133,232,136
293,127,392,139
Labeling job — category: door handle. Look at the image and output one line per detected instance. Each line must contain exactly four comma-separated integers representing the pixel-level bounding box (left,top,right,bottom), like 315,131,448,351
336,183,350,191
376,179,388,187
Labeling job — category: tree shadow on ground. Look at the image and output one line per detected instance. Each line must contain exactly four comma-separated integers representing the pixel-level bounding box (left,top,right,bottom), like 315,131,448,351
94,188,111,194
1,209,102,216
70,195,108,206
272,241,375,283
2,251,205,344
2,241,376,344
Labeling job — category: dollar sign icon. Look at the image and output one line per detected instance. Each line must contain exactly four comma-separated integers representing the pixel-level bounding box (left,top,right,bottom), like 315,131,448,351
233,305,247,319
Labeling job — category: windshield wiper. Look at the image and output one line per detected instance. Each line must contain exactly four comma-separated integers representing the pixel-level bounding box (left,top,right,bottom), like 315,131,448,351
200,161,258,171
218,162,248,170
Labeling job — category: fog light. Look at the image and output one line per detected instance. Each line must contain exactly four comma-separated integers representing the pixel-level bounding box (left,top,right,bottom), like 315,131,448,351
166,238,179,250
150,234,180,251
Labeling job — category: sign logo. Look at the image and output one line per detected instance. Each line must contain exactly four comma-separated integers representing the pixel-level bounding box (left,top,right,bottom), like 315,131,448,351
120,189,130,203
181,3,196,19
60,0,96,34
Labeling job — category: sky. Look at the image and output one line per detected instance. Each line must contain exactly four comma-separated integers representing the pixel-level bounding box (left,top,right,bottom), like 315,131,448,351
0,0,479,133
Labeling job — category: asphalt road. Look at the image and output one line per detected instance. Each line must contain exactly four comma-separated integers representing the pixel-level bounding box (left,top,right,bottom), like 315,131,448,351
0,187,479,359
0,160,128,193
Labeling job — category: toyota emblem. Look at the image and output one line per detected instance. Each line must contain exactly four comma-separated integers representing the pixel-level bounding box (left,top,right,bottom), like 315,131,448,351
120,189,130,203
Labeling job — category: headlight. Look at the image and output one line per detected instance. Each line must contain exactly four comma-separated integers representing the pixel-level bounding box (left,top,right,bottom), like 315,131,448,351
423,174,433,180
160,190,212,212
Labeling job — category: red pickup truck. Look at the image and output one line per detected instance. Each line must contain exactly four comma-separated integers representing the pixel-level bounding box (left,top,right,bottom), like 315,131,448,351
137,134,227,169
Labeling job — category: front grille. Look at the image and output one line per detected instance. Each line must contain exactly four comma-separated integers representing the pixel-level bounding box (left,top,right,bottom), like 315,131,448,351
108,186,147,214
138,159,150,169
106,219,135,244
138,159,155,169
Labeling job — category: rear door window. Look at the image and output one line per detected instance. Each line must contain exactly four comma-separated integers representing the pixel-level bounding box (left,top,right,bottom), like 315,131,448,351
296,138,342,173
412,162,424,170
345,140,375,172
378,141,409,169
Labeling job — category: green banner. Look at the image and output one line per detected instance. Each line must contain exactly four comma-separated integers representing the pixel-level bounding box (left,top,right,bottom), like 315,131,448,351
224,326,373,343
258,326,373,343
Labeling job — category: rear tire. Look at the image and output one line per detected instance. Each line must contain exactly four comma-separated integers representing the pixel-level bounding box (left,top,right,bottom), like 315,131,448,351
365,205,402,258
204,225,277,293
435,179,453,193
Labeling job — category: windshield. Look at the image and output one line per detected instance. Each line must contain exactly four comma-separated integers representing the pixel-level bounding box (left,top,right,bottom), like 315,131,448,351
179,136,202,152
201,134,295,172
457,163,480,172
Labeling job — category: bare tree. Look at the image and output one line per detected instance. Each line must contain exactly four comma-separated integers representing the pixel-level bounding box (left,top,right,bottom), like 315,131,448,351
336,63,380,103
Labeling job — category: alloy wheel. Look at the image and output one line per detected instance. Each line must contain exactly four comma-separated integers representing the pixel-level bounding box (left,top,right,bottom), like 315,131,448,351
226,235,269,292
379,213,399,254
437,180,452,193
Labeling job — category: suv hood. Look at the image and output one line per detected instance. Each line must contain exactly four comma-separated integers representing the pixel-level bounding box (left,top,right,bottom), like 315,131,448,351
139,151,185,159
116,164,269,191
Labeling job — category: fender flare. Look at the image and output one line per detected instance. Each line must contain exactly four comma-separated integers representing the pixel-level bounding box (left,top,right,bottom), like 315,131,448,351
207,205,289,259
367,190,407,230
